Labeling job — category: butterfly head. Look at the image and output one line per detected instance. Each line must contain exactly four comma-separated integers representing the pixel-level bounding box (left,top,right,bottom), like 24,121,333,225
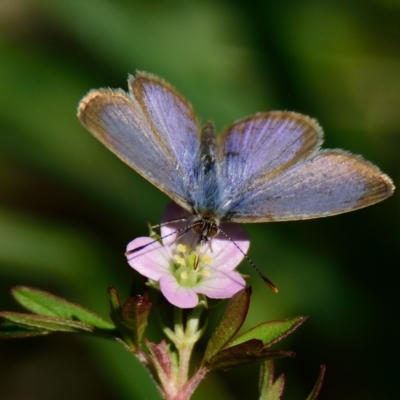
192,216,220,245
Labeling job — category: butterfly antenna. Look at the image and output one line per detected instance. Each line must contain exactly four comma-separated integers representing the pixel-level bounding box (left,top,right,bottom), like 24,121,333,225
125,221,194,256
125,232,171,256
150,217,189,230
217,227,279,293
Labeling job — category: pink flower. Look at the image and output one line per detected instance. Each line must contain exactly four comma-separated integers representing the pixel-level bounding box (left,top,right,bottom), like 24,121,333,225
126,203,250,308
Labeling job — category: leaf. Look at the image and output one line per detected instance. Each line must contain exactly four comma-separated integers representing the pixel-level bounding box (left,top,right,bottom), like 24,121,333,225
266,374,285,400
205,338,295,370
227,316,307,348
107,287,127,340
306,364,326,400
203,287,251,362
121,293,152,347
11,286,114,330
0,320,50,338
107,286,121,314
259,360,285,400
107,286,152,348
205,316,305,370
0,311,95,333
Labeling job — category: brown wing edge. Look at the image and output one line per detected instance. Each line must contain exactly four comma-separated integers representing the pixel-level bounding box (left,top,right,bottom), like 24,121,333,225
229,149,395,223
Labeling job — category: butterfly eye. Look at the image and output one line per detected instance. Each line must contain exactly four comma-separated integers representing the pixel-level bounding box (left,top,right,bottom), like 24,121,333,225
207,225,219,238
192,224,202,236
192,220,219,240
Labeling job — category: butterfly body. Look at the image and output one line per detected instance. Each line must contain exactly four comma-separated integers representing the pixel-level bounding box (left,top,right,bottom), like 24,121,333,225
78,72,394,239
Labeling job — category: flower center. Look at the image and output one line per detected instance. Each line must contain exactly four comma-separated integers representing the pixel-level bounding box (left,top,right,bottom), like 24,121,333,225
172,244,211,287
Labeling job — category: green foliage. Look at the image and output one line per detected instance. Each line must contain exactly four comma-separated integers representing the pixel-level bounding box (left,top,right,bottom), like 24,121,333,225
259,361,285,400
0,285,315,399
203,289,305,370
0,286,116,340
204,287,251,361
11,286,114,329
227,316,306,348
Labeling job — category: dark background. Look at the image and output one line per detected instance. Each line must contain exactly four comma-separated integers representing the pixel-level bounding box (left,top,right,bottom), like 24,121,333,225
0,0,399,399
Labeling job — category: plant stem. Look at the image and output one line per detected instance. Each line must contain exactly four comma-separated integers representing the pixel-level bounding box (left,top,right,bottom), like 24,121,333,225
167,307,205,399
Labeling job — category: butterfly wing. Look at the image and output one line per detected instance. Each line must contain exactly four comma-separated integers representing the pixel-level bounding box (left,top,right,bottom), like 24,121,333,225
219,113,394,222
218,112,322,215
77,72,200,211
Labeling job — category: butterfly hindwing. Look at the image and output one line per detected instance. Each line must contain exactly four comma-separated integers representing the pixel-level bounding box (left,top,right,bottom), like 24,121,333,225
226,150,394,222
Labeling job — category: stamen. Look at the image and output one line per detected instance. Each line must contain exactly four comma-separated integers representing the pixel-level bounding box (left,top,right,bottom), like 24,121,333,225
174,255,185,266
201,255,212,265
171,242,213,287
177,244,188,253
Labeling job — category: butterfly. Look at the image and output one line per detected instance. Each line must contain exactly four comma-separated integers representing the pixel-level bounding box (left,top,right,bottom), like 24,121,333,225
77,71,394,245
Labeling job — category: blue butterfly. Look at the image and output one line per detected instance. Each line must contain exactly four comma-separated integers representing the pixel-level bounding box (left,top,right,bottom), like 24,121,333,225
78,72,394,244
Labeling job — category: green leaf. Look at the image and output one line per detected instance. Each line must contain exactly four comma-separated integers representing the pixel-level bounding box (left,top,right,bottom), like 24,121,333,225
226,316,307,348
0,320,50,338
107,286,121,314
107,286,125,338
306,364,326,400
203,287,251,362
0,311,95,333
259,360,285,400
205,339,295,370
11,286,115,330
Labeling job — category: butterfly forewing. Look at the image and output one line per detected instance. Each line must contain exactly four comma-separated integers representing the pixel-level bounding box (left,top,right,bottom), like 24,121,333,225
130,73,200,181
226,150,394,222
218,112,323,216
78,73,200,212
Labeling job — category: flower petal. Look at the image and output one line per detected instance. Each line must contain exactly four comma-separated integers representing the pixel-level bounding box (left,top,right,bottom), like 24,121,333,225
194,269,246,298
160,203,195,245
201,228,249,271
126,237,170,280
159,275,199,308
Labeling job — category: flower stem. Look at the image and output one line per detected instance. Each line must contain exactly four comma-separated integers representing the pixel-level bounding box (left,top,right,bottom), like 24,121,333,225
164,307,205,399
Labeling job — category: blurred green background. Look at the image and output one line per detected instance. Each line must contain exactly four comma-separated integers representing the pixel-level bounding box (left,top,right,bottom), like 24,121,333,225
0,0,399,399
